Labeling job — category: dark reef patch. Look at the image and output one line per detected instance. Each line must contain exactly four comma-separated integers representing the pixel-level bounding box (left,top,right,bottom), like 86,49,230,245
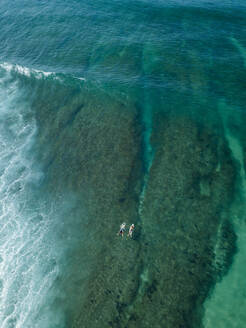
33,85,144,328
128,115,236,328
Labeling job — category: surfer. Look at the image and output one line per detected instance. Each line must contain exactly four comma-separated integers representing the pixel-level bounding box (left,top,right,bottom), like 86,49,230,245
128,224,135,238
118,222,126,237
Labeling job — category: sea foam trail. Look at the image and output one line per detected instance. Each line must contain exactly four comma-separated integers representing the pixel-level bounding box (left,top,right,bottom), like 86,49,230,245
0,67,62,328
0,62,55,79
0,62,86,83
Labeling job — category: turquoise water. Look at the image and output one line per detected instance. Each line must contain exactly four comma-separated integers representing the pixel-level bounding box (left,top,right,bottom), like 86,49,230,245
0,1,246,327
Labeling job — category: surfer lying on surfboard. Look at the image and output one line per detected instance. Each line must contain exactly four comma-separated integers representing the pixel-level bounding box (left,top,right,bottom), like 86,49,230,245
118,222,126,237
128,224,134,238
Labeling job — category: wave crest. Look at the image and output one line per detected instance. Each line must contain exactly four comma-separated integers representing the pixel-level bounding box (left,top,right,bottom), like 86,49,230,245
0,62,86,83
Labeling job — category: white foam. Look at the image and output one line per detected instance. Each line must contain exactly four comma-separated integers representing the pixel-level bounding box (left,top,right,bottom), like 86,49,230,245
76,76,86,82
0,71,61,328
0,62,56,80
0,62,87,84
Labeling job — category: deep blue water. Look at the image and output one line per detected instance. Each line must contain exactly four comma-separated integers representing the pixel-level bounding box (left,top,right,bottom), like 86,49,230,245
0,1,246,327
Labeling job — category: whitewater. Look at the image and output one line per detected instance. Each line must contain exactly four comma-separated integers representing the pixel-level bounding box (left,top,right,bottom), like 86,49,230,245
0,65,63,328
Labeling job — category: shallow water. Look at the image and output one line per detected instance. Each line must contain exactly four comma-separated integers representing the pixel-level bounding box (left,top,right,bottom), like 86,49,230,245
0,1,246,327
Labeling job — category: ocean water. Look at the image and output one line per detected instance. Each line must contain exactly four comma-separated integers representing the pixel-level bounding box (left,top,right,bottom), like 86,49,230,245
0,1,246,327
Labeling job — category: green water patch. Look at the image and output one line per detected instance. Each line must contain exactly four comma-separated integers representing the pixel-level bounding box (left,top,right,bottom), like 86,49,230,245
203,100,246,327
230,37,246,67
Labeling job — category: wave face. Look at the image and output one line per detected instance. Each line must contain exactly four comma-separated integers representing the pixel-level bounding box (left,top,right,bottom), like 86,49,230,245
0,64,89,328
0,0,246,327
0,67,53,327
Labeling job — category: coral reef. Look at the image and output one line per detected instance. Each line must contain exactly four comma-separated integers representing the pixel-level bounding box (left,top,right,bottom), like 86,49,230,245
34,83,237,327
